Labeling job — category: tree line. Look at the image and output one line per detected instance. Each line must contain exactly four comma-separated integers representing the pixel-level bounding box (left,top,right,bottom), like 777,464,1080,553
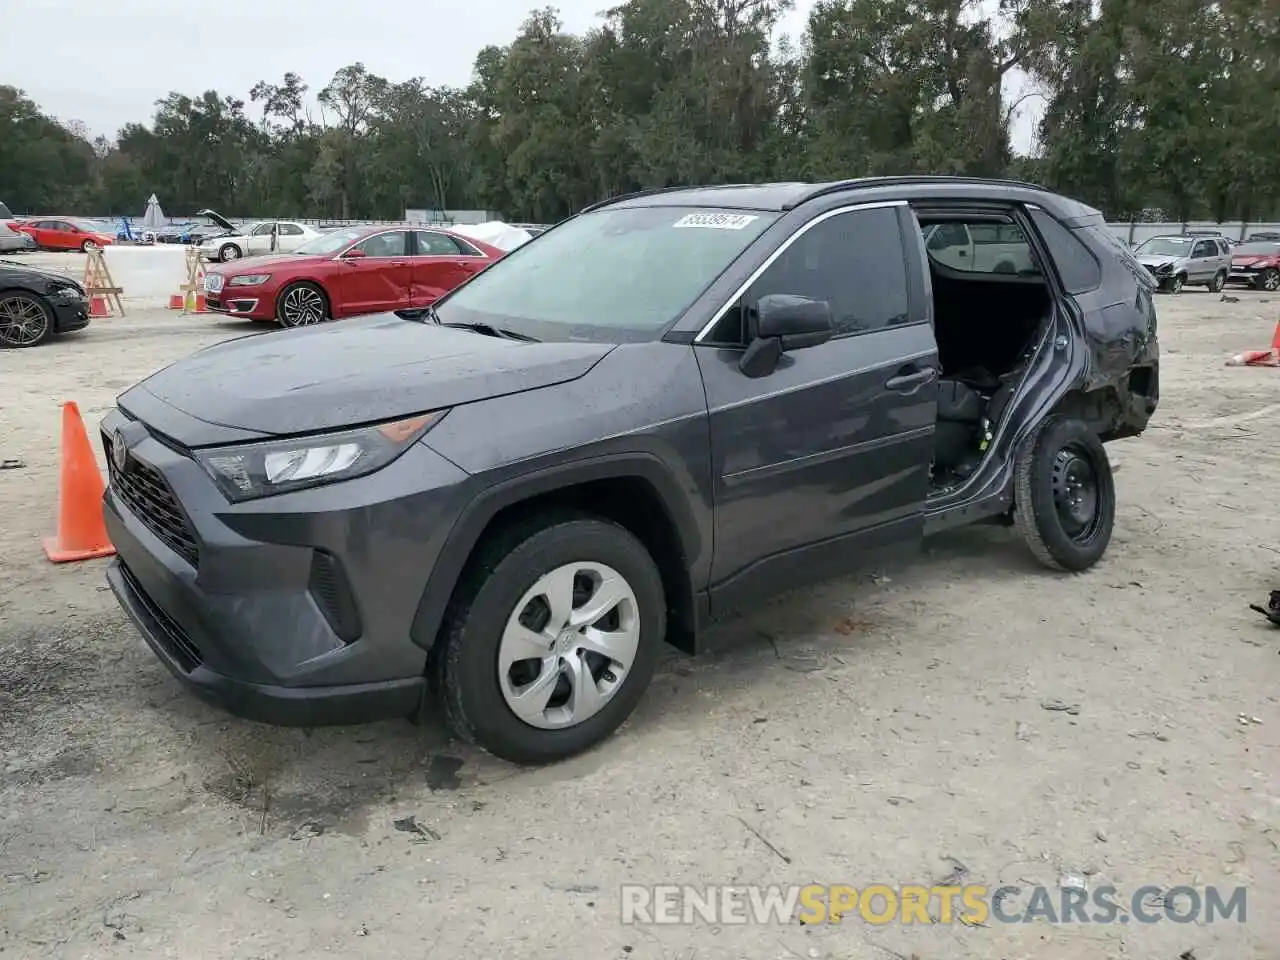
2,0,1277,225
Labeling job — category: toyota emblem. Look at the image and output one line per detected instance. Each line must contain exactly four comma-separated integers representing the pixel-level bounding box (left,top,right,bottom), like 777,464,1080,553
111,429,128,472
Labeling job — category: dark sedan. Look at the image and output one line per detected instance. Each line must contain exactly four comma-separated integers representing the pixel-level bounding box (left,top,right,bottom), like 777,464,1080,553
0,259,90,347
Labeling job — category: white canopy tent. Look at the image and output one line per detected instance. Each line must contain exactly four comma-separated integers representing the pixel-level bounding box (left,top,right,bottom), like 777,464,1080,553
450,221,532,252
141,194,166,230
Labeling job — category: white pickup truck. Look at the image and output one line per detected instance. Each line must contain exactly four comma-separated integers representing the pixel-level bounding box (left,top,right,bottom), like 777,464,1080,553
922,222,1038,274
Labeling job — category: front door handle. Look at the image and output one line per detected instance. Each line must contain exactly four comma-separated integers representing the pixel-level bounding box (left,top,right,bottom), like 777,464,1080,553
885,367,939,392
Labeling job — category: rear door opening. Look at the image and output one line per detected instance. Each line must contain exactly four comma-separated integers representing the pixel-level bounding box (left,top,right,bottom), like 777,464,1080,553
914,205,1057,494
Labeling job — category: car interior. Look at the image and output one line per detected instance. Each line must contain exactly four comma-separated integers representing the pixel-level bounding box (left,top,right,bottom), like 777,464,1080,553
915,210,1053,492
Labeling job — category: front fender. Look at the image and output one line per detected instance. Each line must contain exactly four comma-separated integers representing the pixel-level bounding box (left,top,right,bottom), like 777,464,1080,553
407,451,704,651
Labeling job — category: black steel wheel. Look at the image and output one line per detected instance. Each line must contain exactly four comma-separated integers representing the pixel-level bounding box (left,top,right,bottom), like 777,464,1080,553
0,291,54,348
1013,416,1115,572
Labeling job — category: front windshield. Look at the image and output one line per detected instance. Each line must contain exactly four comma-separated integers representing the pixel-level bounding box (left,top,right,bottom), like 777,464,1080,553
435,206,778,341
1135,237,1194,257
1233,242,1280,256
293,228,363,256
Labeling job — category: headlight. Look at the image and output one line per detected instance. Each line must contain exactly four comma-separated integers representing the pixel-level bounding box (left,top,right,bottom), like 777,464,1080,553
228,274,270,286
48,281,85,299
195,411,449,502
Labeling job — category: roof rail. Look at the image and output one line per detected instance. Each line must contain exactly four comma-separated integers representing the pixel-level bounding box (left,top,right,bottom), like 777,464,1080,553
785,175,1051,209
580,183,768,214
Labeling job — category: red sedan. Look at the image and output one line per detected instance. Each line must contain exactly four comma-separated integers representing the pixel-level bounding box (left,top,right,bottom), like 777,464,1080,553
1226,240,1280,292
202,225,504,327
11,218,116,252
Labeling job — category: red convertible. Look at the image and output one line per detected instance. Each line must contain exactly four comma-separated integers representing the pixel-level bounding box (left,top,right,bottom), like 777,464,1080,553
202,225,505,327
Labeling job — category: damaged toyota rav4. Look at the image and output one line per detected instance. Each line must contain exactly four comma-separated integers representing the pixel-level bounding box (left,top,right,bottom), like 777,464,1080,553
102,178,1159,764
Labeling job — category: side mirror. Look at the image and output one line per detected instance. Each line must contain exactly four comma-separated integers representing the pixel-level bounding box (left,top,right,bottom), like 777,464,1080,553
341,248,367,260
757,294,835,349
739,294,834,378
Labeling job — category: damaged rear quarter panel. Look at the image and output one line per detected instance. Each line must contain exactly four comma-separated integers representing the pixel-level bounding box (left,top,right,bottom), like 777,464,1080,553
1076,223,1160,408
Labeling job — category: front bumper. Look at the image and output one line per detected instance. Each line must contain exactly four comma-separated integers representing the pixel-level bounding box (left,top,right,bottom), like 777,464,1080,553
100,407,472,726
205,292,269,319
50,294,90,332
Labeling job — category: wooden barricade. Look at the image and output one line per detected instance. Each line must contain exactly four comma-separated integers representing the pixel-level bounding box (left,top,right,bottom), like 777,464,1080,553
82,247,125,317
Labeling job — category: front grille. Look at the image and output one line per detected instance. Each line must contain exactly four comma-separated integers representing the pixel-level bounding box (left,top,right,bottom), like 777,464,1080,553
105,431,200,568
119,562,203,671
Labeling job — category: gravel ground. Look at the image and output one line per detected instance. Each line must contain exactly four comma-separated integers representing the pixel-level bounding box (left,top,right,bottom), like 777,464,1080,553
1,252,1278,959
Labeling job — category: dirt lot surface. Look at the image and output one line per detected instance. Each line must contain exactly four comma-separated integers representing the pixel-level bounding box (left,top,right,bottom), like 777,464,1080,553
1,251,1278,959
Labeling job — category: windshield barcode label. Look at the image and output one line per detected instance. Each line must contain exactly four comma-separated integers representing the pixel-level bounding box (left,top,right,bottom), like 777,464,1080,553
672,213,759,230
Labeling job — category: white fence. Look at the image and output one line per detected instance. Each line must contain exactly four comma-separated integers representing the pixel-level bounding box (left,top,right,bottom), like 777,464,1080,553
1106,221,1280,245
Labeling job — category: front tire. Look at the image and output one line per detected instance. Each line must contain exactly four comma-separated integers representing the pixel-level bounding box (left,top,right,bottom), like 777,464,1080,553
1013,417,1116,572
275,281,328,327
1257,268,1280,292
435,516,666,765
218,243,242,262
0,291,54,348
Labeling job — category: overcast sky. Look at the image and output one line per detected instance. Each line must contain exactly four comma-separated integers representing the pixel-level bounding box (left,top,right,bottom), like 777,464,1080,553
4,0,1041,152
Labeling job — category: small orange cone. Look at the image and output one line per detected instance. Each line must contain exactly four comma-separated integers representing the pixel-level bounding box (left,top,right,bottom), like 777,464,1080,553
168,293,185,309
42,401,116,564
89,295,111,318
1226,319,1280,367
184,291,208,313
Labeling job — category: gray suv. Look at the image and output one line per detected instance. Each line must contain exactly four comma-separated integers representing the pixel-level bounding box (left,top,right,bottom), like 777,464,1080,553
1132,234,1231,293
101,177,1160,764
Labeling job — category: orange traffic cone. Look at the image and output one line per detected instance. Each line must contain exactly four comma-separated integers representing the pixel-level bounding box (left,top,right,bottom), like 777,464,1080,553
1225,319,1280,367
42,401,116,563
168,293,185,309
89,295,111,318
184,291,208,313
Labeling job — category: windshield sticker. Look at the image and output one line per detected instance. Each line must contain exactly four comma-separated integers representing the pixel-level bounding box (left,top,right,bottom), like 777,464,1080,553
672,213,760,230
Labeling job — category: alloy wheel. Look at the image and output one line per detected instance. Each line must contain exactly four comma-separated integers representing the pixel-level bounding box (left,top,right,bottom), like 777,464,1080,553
1264,270,1280,292
1051,445,1102,543
0,295,50,347
279,286,326,326
220,246,241,262
497,561,641,730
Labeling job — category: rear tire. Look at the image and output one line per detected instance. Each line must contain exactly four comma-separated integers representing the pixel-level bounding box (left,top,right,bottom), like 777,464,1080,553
434,515,665,765
1209,270,1226,293
1013,417,1115,572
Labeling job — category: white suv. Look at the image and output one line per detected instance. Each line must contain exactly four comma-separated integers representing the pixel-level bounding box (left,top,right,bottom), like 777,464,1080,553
923,221,1038,274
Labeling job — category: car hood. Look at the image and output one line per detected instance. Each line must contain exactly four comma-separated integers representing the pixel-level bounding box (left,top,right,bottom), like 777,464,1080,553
1135,254,1181,268
0,259,83,287
207,253,328,275
123,313,616,442
1232,255,1277,266
197,208,237,233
